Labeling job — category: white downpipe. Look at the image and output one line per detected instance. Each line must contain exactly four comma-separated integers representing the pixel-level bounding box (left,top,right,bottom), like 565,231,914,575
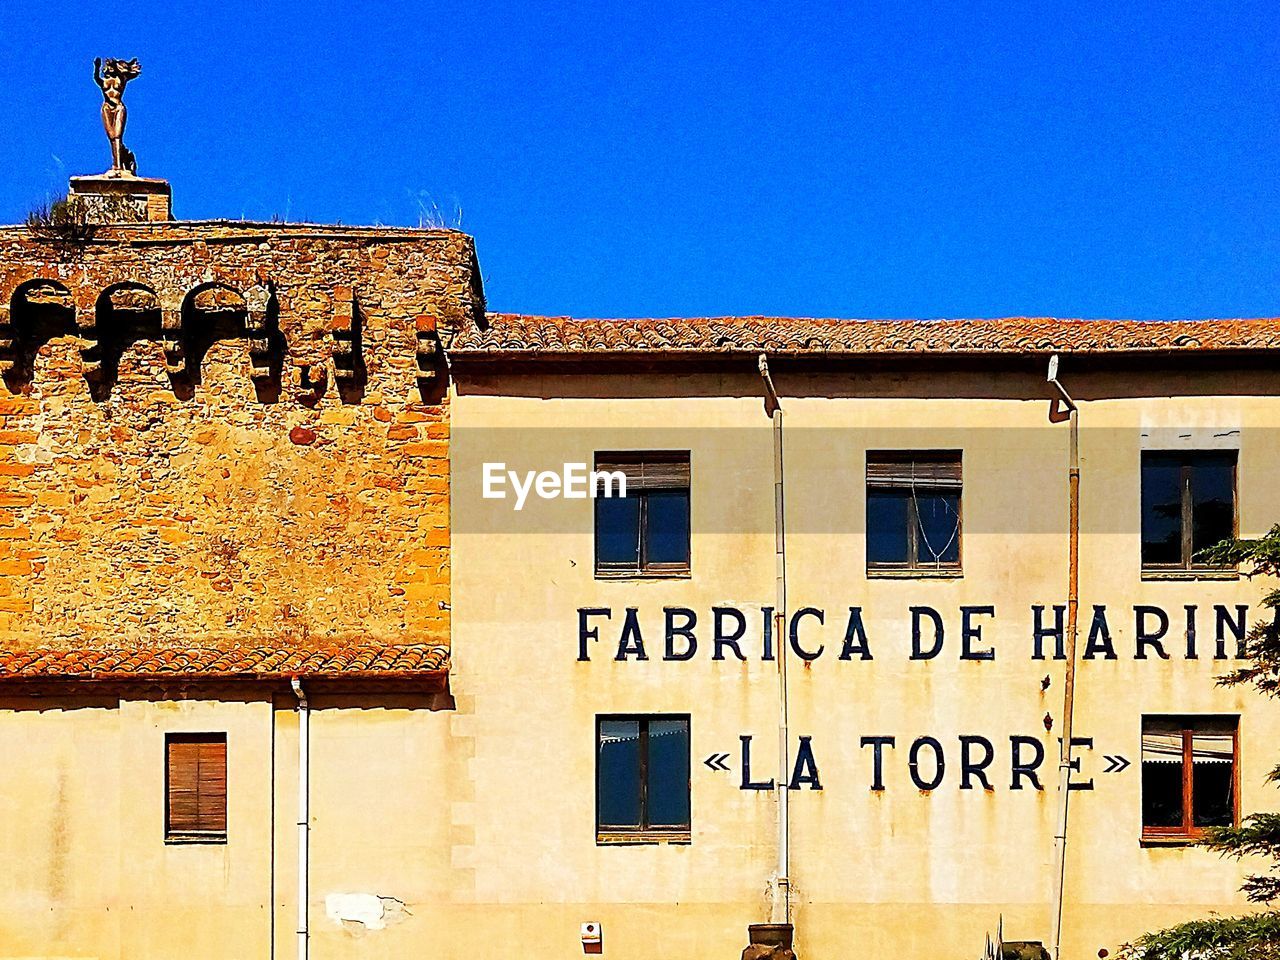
758,354,790,926
1046,356,1080,960
290,678,310,960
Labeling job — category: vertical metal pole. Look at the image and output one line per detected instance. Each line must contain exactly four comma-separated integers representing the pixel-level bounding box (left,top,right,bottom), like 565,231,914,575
1050,390,1080,960
758,354,790,926
291,679,310,960
773,404,790,925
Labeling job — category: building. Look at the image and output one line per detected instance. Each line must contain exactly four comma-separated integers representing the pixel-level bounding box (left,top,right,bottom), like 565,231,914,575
0,216,473,958
2,183,1279,958
446,313,1280,958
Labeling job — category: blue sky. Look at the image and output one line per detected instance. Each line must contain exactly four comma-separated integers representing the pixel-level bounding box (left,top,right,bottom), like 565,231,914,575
2,1,1277,318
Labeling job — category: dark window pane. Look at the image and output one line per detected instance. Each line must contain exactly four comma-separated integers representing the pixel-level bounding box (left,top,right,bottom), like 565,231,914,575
596,496,641,567
1191,455,1235,559
597,720,641,828
1142,760,1184,828
1192,763,1234,827
645,490,689,566
1141,455,1183,565
1192,733,1235,827
916,491,960,565
867,490,909,564
646,719,691,828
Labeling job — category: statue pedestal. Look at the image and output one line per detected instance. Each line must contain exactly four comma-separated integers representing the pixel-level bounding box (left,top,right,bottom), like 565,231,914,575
68,174,172,223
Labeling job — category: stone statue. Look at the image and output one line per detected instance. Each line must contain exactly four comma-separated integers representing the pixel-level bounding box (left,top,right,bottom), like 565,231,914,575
93,57,141,176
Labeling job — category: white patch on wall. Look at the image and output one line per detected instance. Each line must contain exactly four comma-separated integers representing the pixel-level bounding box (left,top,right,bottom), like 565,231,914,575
325,893,410,935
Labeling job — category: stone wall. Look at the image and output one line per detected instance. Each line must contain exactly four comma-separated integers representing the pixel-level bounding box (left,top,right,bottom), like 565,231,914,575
0,222,482,648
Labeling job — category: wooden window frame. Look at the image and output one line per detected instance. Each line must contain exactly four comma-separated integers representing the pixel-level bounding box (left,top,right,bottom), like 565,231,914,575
165,732,228,843
1140,717,1239,844
1140,451,1238,576
595,714,691,844
866,450,963,577
593,452,691,580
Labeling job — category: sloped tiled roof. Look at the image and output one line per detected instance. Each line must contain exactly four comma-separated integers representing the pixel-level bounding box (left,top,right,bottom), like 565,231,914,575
451,314,1280,357
0,642,448,685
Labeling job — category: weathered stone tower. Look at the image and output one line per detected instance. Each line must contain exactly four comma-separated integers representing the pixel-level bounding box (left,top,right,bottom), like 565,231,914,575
0,219,482,657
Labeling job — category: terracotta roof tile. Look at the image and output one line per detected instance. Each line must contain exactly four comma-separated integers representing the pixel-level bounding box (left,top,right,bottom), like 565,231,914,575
0,642,448,683
451,314,1280,357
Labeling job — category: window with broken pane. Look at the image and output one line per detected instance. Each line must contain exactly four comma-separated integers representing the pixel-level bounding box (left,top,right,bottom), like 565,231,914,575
866,451,962,573
1141,716,1237,841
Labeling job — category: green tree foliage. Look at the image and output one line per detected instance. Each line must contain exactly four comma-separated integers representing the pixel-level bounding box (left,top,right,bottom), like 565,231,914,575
1121,525,1280,958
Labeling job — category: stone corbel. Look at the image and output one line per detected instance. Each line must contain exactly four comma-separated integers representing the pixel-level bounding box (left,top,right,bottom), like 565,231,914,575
244,284,272,381
75,289,102,379
416,315,439,381
330,286,357,381
0,304,14,375
160,293,185,375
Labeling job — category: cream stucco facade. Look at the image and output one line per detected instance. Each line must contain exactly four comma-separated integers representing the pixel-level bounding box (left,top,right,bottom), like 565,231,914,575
446,362,1280,960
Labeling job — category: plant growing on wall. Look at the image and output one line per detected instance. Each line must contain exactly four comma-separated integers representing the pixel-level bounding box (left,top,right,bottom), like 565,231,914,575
1121,525,1280,959
25,194,97,243
26,192,141,250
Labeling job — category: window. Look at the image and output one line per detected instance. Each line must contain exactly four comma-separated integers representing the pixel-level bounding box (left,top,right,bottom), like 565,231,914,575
594,452,690,578
866,451,962,574
596,715,690,840
1141,451,1236,572
166,733,227,841
1141,716,1237,842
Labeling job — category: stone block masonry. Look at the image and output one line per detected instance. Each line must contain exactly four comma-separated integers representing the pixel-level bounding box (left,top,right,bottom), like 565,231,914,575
0,221,483,650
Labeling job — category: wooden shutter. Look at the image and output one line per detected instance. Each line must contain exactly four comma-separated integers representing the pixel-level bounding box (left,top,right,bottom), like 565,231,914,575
167,734,227,836
594,452,691,491
866,452,962,489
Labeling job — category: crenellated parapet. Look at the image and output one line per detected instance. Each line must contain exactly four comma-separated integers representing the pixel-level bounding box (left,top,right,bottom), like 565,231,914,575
0,221,482,395
0,219,480,651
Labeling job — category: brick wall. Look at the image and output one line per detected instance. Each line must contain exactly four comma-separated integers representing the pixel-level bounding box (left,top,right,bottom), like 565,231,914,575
0,222,481,649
